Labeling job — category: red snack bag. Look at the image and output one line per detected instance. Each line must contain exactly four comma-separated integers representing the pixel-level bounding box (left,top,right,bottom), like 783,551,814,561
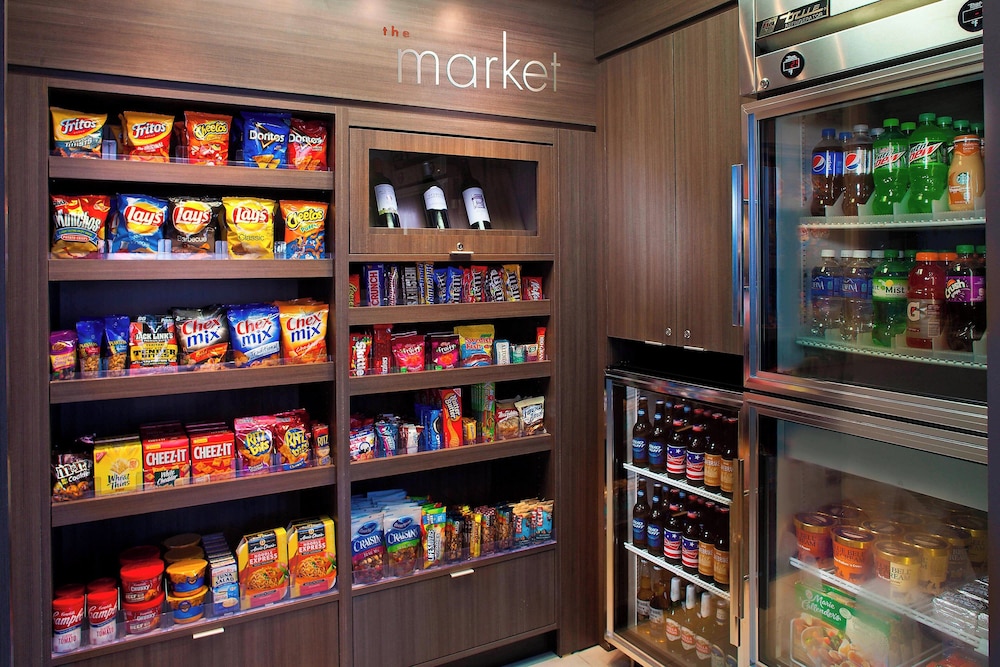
428,334,460,370
439,388,463,448
348,274,361,307
350,331,372,377
522,276,544,301
119,111,173,162
273,412,311,471
51,194,112,258
183,111,232,165
288,118,328,171
234,415,276,475
391,332,425,373
373,324,393,375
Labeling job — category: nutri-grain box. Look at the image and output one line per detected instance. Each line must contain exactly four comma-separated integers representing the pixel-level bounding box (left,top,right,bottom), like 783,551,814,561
93,435,143,496
139,424,190,488
187,424,236,482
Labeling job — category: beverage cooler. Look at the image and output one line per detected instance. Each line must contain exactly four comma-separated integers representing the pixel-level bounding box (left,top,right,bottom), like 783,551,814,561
749,393,988,667
605,369,745,667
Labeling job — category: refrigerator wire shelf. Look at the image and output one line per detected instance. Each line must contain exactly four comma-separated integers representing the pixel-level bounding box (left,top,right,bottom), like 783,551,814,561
623,462,733,507
789,557,988,657
624,542,731,602
799,211,986,230
795,337,987,370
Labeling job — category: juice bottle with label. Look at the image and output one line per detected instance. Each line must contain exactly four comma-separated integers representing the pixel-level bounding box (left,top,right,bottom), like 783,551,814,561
906,252,945,349
948,134,985,211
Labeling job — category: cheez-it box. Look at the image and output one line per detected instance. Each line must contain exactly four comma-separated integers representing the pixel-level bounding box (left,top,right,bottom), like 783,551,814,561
188,426,236,483
140,427,190,488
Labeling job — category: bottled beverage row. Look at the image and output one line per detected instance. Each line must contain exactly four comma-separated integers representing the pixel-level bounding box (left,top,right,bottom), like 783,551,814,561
809,245,986,352
635,559,736,665
630,396,738,494
632,479,731,590
810,113,986,217
373,157,493,230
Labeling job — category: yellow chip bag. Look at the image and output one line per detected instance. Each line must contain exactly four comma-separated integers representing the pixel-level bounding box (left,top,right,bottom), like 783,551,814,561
223,197,276,259
277,299,329,363
51,107,106,158
119,111,174,162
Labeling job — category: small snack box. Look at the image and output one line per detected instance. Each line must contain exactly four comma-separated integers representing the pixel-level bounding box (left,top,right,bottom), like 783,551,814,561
187,424,236,482
140,423,190,489
287,516,337,598
236,528,289,610
203,534,239,616
93,435,143,496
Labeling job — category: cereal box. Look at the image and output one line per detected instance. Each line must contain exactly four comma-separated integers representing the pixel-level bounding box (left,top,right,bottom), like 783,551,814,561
93,435,143,496
188,427,235,482
287,516,336,598
236,528,288,610
140,427,190,489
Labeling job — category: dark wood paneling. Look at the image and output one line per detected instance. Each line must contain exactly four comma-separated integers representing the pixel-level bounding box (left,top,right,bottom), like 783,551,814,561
554,127,603,653
348,360,551,395
601,36,676,343
60,598,339,667
672,8,743,355
594,0,735,58
353,549,555,667
6,71,53,667
0,4,9,666
50,259,334,282
347,300,551,326
8,0,596,127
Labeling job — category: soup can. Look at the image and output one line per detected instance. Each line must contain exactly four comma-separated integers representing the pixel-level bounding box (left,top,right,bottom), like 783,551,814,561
52,595,84,653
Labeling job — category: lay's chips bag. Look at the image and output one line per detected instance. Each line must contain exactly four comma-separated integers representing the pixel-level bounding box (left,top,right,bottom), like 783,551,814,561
110,194,169,253
223,197,276,259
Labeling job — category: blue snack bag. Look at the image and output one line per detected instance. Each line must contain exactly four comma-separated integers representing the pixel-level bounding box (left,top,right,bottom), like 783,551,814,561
237,111,291,169
110,194,169,253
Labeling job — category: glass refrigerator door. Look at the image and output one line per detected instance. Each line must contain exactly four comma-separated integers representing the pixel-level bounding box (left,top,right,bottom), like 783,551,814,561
743,47,987,432
749,393,988,667
606,370,744,667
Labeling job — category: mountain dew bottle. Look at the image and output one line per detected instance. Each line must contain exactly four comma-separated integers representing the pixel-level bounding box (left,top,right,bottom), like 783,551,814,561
871,119,909,215
872,249,909,347
907,113,950,214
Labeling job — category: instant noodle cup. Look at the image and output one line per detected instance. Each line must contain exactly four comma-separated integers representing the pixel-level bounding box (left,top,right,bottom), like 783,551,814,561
167,558,207,597
164,545,205,564
831,526,875,583
162,533,202,551
874,541,920,599
52,594,84,653
167,586,207,624
86,587,119,646
123,591,164,635
793,512,835,562
120,559,165,603
903,532,950,593
119,544,161,566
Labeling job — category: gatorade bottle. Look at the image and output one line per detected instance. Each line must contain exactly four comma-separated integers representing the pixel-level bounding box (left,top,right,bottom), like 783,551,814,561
906,252,945,349
907,113,950,214
809,249,842,336
871,118,909,215
937,116,956,164
901,121,917,137
871,249,909,347
945,245,987,352
842,125,874,216
840,249,873,341
809,128,844,216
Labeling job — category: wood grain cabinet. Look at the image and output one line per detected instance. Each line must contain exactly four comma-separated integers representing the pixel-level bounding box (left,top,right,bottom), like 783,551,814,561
602,7,743,355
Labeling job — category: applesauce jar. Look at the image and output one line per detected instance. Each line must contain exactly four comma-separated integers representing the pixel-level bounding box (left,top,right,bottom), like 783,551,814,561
794,513,836,562
874,541,920,600
831,526,876,583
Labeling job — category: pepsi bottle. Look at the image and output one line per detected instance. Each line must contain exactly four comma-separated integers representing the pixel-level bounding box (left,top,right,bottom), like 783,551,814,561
809,128,843,216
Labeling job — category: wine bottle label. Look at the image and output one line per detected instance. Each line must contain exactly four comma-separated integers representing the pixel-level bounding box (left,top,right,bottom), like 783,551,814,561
423,185,447,211
374,183,399,215
462,186,491,225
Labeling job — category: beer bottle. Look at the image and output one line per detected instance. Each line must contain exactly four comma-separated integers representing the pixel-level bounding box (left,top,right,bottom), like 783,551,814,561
704,415,723,492
695,592,714,663
646,484,664,555
631,481,649,550
679,584,698,652
686,424,707,487
714,506,731,590
648,567,668,644
664,577,683,647
635,559,653,631
664,502,683,563
719,417,737,496
699,503,716,582
632,397,651,468
666,419,688,480
649,400,668,473
681,510,701,575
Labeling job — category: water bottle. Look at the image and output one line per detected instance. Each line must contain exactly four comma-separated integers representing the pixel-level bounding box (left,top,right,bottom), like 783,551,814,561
809,249,842,336
840,249,873,341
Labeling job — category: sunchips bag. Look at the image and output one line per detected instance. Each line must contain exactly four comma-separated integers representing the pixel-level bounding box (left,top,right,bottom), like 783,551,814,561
280,200,327,259
223,197,276,258
51,107,106,158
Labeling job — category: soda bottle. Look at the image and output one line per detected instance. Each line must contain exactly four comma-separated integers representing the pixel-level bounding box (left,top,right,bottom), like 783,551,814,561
937,116,956,164
871,118,909,215
871,249,909,347
870,126,885,142
954,119,970,137
809,128,844,216
945,245,986,352
903,248,918,271
907,113,950,214
948,134,985,211
809,249,841,336
901,121,916,137
906,252,945,349
842,125,874,216
840,249,873,341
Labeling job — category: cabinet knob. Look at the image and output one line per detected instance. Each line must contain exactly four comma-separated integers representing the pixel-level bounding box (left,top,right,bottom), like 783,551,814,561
664,328,672,337
456,242,465,251
684,329,692,339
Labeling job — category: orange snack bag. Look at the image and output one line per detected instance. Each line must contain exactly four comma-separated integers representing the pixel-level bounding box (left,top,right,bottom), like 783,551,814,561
280,200,327,259
277,300,329,364
119,111,174,162
183,111,232,165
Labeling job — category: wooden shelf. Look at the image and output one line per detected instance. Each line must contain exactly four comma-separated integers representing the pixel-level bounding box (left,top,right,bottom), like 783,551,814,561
49,258,333,281
350,434,553,481
347,300,550,325
51,464,336,527
50,361,335,404
49,155,335,190
49,588,339,665
347,253,555,263
348,360,551,395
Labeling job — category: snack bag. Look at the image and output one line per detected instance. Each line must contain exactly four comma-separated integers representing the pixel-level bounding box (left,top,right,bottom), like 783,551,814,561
110,194,169,253
226,303,281,367
128,315,178,368
51,442,94,502
51,107,106,158
119,111,174,162
350,510,385,584
171,306,230,366
237,111,290,168
288,118,328,171
103,315,130,374
454,324,495,367
349,331,372,377
183,111,232,165
384,506,422,577
280,200,327,259
234,415,276,475
277,300,329,363
75,319,103,376
51,195,112,258
223,197,276,258
168,197,221,254
273,411,311,471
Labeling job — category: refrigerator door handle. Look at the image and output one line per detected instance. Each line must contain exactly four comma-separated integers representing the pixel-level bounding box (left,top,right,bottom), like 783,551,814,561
731,164,745,327
733,455,745,637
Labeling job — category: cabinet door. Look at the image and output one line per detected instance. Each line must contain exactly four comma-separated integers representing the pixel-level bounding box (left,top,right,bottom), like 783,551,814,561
63,601,340,667
602,35,677,344
352,550,556,667
672,7,743,355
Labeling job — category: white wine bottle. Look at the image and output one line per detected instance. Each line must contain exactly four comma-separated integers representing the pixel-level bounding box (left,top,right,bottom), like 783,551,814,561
420,160,450,229
372,158,400,228
460,158,492,230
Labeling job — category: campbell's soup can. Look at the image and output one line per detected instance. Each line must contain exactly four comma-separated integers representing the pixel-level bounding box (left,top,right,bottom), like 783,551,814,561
87,587,120,646
52,595,85,653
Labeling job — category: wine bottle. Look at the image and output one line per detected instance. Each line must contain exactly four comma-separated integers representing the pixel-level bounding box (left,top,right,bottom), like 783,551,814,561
371,158,401,228
460,158,492,230
420,160,450,229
